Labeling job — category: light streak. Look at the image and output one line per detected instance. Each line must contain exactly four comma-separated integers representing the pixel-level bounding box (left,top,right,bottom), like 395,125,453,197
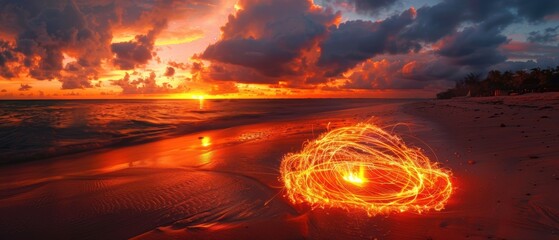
280,123,453,215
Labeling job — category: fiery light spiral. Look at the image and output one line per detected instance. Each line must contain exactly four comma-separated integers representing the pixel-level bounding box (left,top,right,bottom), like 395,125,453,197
280,123,453,215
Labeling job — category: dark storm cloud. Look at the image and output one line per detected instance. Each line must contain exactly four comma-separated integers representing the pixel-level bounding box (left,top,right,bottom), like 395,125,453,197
315,0,545,82
59,62,95,89
528,26,559,43
401,0,513,42
201,0,559,88
0,0,114,84
317,8,419,76
201,0,339,78
13,2,96,80
193,61,280,84
399,1,462,42
436,13,513,68
513,0,559,22
0,0,94,80
0,40,21,78
0,0,214,89
405,0,559,40
111,22,166,70
203,38,300,77
324,0,399,15
347,0,398,10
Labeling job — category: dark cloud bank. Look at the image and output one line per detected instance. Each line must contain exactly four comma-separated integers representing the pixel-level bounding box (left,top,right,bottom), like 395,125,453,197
202,0,559,90
0,0,215,92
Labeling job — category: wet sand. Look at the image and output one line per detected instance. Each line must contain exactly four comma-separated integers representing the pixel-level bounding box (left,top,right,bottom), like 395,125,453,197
1,95,558,239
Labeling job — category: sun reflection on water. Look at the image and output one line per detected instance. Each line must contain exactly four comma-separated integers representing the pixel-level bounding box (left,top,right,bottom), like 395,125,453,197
192,95,205,110
201,137,211,147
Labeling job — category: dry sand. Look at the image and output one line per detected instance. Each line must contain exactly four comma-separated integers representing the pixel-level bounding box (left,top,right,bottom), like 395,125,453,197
401,93,559,239
1,94,558,239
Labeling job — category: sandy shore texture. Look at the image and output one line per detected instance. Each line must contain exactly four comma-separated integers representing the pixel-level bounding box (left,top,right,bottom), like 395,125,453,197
1,94,558,239
402,93,559,239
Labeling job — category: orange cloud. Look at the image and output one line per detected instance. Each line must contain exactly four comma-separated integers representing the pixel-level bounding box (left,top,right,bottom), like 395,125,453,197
402,61,417,76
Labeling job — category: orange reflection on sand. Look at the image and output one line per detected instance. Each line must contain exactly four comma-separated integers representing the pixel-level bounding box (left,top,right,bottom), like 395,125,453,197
199,151,213,165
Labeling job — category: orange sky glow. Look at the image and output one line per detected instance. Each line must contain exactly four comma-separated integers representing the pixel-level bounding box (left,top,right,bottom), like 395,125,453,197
0,0,437,99
1,0,558,99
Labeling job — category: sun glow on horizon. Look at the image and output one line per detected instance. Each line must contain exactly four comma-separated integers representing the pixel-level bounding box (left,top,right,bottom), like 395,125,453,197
193,95,205,109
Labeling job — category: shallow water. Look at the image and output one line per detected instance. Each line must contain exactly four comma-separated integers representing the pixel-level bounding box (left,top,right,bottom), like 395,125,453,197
0,99,410,163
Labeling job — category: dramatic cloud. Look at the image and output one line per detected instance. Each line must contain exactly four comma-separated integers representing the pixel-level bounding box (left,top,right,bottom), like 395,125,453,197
59,62,95,89
399,1,512,43
317,8,419,76
338,53,469,91
528,26,559,43
0,0,219,89
513,0,559,21
111,23,165,70
199,0,559,91
400,1,515,70
0,0,114,86
0,40,22,79
202,0,340,77
324,0,399,15
436,27,510,68
191,61,280,84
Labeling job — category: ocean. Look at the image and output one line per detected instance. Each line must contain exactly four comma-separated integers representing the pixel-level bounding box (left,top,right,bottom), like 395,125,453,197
0,99,412,164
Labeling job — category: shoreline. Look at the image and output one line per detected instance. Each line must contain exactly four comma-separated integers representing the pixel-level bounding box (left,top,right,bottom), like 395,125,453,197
0,101,414,191
0,98,414,165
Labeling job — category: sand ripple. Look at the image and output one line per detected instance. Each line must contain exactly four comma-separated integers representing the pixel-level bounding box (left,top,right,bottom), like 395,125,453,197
0,168,294,239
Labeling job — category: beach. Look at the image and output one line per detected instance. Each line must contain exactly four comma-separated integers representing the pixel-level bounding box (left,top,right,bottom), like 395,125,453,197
1,95,558,239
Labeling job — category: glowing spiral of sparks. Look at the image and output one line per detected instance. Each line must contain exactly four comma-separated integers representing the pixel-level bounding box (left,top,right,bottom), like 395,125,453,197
280,123,453,215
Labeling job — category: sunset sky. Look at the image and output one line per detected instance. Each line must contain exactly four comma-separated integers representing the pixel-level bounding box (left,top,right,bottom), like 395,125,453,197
1,0,558,99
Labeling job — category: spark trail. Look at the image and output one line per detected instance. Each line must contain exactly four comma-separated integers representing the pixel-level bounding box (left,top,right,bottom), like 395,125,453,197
280,123,453,215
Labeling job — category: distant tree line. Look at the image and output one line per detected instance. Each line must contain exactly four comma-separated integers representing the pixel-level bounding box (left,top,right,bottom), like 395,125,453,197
436,66,559,99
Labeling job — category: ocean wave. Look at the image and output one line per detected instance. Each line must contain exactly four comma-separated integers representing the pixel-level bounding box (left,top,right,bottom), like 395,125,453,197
0,99,411,164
